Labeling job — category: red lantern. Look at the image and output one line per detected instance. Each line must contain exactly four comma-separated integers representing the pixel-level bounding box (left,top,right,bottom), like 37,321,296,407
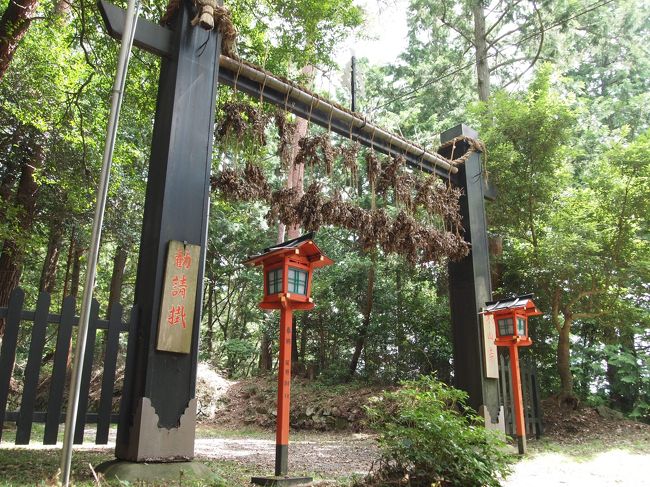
483,294,541,454
245,233,333,484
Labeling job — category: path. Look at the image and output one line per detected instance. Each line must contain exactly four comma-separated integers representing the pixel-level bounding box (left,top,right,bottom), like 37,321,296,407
504,449,650,487
195,432,378,478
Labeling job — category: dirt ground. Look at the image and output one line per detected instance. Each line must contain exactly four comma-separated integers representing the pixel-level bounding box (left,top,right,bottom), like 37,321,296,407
504,448,650,487
195,432,379,479
193,429,650,486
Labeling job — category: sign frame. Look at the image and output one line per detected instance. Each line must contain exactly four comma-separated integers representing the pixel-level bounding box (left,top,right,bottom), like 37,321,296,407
156,240,201,354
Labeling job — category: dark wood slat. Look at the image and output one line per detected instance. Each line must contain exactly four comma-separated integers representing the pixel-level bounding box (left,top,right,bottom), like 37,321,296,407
96,302,123,444
1,309,127,330
0,288,25,442
6,411,120,423
15,292,51,444
73,300,99,444
116,306,138,448
44,296,75,444
531,371,543,438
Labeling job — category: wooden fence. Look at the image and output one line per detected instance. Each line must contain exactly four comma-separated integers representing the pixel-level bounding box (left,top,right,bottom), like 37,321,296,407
498,351,544,438
0,287,136,445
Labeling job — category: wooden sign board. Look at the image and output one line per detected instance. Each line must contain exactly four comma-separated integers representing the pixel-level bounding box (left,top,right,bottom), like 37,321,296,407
156,240,201,354
482,312,499,379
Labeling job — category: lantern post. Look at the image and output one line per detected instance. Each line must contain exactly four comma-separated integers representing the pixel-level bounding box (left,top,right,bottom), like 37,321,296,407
244,233,333,485
483,294,541,454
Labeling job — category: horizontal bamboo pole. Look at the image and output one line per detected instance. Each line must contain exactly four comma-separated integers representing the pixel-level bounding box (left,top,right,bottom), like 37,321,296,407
219,55,458,176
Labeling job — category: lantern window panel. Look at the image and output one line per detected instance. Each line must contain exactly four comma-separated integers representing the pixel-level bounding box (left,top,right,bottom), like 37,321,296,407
288,267,308,295
517,317,526,336
498,317,514,336
267,268,283,295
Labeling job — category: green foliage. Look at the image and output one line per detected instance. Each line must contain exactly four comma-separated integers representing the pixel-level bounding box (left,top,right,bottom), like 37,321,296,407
362,375,512,487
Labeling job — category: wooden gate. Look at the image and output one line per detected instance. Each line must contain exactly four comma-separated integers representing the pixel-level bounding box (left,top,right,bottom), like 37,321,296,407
498,351,544,438
0,287,136,445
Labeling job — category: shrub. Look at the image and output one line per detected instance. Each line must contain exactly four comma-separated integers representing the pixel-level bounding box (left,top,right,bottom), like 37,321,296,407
359,375,513,486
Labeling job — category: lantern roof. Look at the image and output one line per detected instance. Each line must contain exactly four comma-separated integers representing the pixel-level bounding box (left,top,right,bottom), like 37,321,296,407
243,232,334,268
483,293,542,317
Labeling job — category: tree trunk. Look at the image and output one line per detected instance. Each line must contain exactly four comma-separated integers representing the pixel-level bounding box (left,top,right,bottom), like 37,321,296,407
277,64,314,242
472,1,490,102
107,244,128,313
0,140,44,334
0,0,40,81
39,223,63,293
347,262,375,381
205,284,214,357
70,242,84,300
259,325,273,372
557,315,575,402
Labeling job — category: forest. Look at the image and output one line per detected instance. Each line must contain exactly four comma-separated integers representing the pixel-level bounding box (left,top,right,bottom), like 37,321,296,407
0,0,648,428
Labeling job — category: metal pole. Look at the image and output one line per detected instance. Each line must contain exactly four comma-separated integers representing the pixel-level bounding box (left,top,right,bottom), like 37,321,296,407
59,0,140,483
351,55,356,112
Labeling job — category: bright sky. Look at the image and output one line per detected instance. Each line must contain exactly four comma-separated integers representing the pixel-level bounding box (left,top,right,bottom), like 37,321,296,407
335,0,409,66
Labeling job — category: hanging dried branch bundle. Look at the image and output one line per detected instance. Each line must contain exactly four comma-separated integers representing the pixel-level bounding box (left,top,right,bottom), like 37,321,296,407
243,161,271,200
212,157,469,265
296,182,325,232
394,172,415,212
340,142,360,188
210,168,250,201
365,151,382,188
266,187,301,227
321,191,351,226
419,226,470,263
377,155,405,196
217,101,269,146
414,176,463,227
362,208,391,248
275,111,297,167
295,133,337,175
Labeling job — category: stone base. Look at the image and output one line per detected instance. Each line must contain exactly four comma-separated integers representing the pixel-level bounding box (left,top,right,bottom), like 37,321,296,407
251,476,313,486
96,460,222,485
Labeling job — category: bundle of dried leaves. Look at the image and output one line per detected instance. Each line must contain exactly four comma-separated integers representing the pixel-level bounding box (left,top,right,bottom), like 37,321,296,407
362,208,391,249
377,155,405,197
217,101,269,146
243,161,271,200
266,187,301,227
211,168,250,201
275,111,297,167
340,142,360,188
296,182,325,232
321,191,351,227
394,172,415,212
295,134,337,175
365,151,382,188
414,177,463,227
419,226,470,263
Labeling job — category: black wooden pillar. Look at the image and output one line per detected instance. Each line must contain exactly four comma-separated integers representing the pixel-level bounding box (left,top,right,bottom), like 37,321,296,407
439,124,501,425
114,1,221,462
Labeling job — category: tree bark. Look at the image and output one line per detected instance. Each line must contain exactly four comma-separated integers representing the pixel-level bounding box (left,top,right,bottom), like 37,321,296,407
557,315,574,400
38,223,63,293
0,0,40,81
107,244,128,313
69,242,84,300
0,139,44,334
259,324,273,372
347,262,375,381
205,283,214,357
472,1,490,102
